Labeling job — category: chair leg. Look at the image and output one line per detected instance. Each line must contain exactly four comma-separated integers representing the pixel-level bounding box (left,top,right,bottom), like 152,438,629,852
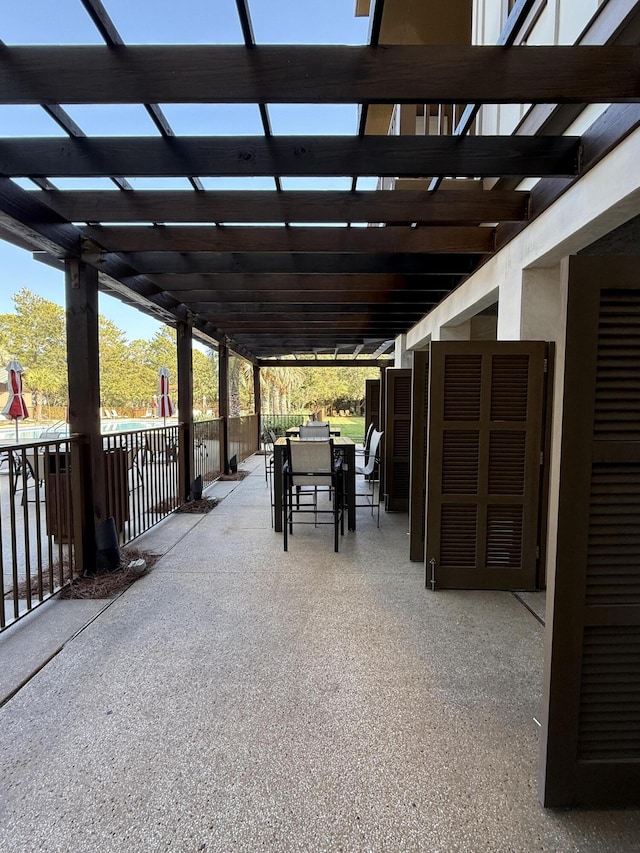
283,471,289,551
268,461,275,528
333,483,340,554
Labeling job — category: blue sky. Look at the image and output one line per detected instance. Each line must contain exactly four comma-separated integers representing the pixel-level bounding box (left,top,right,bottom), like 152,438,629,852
0,1,371,341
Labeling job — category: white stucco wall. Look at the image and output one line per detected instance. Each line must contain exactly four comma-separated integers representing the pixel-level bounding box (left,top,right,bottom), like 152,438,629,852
406,125,640,350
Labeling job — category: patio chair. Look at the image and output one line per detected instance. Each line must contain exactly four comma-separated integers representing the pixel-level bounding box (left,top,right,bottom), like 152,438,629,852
127,446,144,489
299,423,330,440
354,429,383,528
10,448,46,502
282,438,344,552
356,421,375,454
263,428,276,482
264,429,278,527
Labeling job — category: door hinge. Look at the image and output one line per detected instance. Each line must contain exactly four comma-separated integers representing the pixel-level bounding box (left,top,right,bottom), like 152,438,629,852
543,358,548,373
540,451,544,466
536,545,540,559
428,557,436,591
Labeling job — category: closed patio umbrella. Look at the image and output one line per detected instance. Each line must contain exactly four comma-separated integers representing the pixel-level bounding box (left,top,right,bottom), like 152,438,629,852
158,366,174,425
2,358,29,442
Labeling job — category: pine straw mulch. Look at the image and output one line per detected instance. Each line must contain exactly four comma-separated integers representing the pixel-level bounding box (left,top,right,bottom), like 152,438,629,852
175,497,219,513
6,547,160,601
217,470,250,481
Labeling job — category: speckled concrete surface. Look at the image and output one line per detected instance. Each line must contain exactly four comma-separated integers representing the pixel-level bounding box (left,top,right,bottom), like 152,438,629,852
0,598,109,704
513,591,547,625
1,456,639,852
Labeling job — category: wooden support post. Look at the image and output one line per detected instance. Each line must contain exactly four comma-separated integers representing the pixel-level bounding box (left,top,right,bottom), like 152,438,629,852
219,344,230,474
65,259,106,573
253,364,261,449
176,321,193,503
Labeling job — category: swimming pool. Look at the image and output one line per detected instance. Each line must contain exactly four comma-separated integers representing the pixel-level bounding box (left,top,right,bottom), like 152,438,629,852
0,419,175,441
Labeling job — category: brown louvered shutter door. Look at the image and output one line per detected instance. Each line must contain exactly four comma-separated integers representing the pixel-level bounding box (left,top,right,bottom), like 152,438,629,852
425,341,546,590
410,350,429,561
365,379,381,433
540,257,640,808
384,369,412,512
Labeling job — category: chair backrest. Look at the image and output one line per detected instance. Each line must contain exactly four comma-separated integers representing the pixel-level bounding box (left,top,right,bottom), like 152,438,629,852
287,438,334,486
363,421,374,451
361,429,383,476
299,423,330,440
24,449,46,483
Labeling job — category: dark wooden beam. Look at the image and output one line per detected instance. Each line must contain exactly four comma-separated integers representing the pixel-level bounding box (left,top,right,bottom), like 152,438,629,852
189,302,437,314
495,103,640,251
253,363,261,443
64,259,105,574
0,177,81,257
83,225,495,254
218,344,230,474
151,273,455,292
238,341,395,352
38,189,530,224
176,321,194,503
172,292,444,306
242,337,394,345
117,252,479,275
2,45,639,104
0,136,580,179
0,176,223,348
212,316,418,328
257,359,387,367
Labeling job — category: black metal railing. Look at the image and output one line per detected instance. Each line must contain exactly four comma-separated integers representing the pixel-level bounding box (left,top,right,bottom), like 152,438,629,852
229,414,259,464
0,437,81,630
260,413,310,438
102,425,180,545
194,418,222,487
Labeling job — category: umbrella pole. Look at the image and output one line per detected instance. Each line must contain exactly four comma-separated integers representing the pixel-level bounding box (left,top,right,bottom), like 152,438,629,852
14,418,18,443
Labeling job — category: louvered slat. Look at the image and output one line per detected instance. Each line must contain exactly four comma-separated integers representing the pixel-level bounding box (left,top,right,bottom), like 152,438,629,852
442,431,479,494
486,505,523,568
443,355,482,420
587,463,640,605
393,420,411,456
385,370,412,512
594,291,640,441
488,430,526,495
393,375,412,414
440,505,477,568
578,626,640,760
490,354,529,421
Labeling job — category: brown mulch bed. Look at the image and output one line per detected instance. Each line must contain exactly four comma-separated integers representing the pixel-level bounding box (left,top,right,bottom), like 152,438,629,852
6,547,160,601
60,547,160,599
175,498,219,514
217,470,250,481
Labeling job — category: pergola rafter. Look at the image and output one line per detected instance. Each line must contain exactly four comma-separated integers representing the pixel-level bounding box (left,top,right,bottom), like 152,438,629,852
2,45,639,104
34,189,531,224
0,135,580,179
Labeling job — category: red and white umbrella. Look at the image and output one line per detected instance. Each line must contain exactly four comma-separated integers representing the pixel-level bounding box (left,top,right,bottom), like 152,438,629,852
2,358,29,442
158,366,174,424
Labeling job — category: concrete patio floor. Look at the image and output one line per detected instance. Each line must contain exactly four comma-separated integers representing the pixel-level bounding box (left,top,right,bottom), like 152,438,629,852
1,454,640,852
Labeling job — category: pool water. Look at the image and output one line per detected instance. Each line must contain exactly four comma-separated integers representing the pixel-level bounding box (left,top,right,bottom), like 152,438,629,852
0,419,172,441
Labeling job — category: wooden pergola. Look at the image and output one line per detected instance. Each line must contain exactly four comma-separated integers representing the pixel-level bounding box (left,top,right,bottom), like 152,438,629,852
0,0,637,363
